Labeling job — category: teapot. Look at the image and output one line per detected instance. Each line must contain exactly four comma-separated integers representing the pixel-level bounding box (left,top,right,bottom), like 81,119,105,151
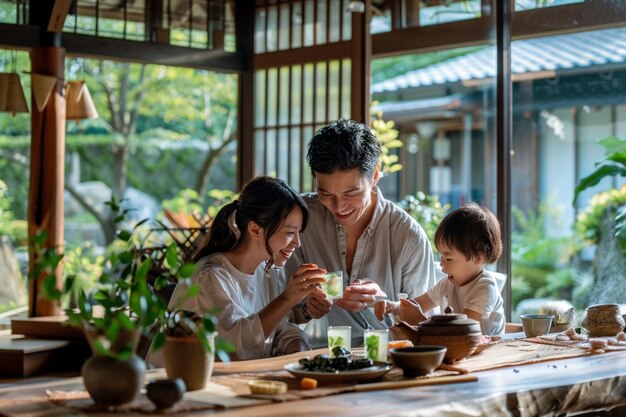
418,313,483,363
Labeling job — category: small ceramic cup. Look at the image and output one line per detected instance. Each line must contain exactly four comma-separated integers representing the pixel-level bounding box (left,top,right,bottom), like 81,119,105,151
520,314,554,338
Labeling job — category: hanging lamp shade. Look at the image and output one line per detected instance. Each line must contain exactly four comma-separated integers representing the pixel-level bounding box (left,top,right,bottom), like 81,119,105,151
0,72,29,116
31,73,59,112
65,80,98,120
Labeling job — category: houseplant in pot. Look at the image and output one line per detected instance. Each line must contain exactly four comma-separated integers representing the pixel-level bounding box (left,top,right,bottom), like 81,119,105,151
149,251,234,391
39,199,191,406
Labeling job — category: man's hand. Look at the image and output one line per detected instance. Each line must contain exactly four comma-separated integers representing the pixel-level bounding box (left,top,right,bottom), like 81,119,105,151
335,279,386,312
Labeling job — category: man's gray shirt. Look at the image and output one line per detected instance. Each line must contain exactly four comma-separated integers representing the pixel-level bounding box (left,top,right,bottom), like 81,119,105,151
283,187,437,348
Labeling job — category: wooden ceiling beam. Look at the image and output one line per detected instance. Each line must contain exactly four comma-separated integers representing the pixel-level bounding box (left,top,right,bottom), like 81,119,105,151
373,0,626,57
0,23,244,72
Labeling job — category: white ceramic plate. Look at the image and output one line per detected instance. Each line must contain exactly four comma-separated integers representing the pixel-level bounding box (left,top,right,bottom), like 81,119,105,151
283,362,392,384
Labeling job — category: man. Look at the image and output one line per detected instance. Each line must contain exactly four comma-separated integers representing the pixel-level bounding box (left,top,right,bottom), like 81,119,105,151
284,119,437,348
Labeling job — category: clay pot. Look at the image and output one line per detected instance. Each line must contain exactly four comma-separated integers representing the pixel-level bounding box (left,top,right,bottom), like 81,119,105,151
417,314,483,363
163,335,215,391
146,378,186,410
581,304,625,337
82,354,146,406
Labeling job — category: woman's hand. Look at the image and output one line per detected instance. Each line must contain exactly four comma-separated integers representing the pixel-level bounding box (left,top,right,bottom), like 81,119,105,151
283,263,326,305
305,289,333,319
335,279,386,312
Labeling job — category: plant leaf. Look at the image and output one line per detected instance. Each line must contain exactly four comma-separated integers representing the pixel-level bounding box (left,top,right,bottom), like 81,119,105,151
166,244,179,270
573,160,626,204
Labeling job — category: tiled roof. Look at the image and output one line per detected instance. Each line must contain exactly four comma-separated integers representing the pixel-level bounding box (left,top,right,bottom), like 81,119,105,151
372,27,626,93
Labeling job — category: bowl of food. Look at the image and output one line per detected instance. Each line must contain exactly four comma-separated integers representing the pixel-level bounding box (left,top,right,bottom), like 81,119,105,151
388,345,447,377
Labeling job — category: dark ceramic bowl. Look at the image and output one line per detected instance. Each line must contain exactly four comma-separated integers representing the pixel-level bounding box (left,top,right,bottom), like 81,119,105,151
389,346,447,377
146,378,186,410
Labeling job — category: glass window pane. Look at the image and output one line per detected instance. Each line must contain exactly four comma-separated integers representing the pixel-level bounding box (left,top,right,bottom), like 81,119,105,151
315,62,327,123
254,129,265,177
303,63,315,124
292,1,303,48
279,67,290,126
328,0,341,42
278,128,289,181
267,68,278,127
266,128,277,177
342,0,352,41
327,60,340,121
508,24,626,318
304,0,315,47
341,59,351,119
254,70,266,128
290,127,302,188
279,3,290,50
302,126,314,191
316,0,327,45
291,65,303,124
267,5,278,52
254,8,266,54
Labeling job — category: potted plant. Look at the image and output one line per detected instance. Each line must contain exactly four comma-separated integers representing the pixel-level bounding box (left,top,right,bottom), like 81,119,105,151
152,309,231,391
36,198,207,405
574,135,626,252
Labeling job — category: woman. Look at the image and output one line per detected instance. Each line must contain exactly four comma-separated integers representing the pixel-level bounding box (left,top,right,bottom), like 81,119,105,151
169,176,326,360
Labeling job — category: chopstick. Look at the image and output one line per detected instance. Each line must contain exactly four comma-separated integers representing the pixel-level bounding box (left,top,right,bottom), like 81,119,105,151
353,374,478,392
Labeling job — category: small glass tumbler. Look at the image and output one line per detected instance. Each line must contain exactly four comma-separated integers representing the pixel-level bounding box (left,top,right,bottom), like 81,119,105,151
322,271,343,299
327,325,351,356
364,329,389,362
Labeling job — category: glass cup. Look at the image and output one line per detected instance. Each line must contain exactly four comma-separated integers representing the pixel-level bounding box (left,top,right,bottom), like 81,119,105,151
364,329,389,362
327,325,351,356
321,271,343,299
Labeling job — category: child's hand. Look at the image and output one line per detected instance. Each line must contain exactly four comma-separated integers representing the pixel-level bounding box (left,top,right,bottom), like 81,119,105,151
399,298,428,326
374,300,399,321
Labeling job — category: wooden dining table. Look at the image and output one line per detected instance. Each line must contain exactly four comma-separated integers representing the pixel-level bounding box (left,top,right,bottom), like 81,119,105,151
2,335,626,417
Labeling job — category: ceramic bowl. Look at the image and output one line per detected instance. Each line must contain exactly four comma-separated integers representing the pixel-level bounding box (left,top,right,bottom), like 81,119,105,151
146,378,186,410
520,314,554,338
389,346,447,377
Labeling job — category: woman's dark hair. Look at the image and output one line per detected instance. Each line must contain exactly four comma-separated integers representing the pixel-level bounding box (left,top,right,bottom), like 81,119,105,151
193,176,308,270
307,119,381,180
434,203,503,264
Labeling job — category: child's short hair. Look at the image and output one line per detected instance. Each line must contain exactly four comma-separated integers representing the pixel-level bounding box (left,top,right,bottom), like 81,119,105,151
434,203,502,264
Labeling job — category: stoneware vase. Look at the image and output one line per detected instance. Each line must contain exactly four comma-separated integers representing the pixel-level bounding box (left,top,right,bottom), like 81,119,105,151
82,354,146,406
581,304,625,337
163,334,215,391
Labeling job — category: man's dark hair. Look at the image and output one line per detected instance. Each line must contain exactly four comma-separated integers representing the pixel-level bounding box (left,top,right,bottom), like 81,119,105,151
434,203,503,264
307,119,381,180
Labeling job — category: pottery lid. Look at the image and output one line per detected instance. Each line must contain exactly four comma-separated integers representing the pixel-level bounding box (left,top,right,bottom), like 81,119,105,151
419,314,481,335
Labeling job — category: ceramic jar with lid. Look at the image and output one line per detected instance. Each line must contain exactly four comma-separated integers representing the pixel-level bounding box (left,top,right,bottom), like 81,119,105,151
418,313,483,363
581,304,625,337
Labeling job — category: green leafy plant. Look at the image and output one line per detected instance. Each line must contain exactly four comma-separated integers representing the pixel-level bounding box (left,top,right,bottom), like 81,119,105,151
510,204,578,311
574,136,626,252
371,104,403,176
399,191,450,246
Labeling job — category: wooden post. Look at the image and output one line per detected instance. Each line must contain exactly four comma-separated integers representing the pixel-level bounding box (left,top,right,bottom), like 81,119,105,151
351,0,371,124
28,46,66,317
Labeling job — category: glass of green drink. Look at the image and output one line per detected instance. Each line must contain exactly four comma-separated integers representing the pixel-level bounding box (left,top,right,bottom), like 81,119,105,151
327,326,351,356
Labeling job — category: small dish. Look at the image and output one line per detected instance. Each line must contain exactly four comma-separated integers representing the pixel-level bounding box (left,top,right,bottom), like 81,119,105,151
389,346,447,377
283,362,391,384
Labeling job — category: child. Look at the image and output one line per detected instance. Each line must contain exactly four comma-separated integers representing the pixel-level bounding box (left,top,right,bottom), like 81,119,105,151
168,176,327,360
375,203,505,336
